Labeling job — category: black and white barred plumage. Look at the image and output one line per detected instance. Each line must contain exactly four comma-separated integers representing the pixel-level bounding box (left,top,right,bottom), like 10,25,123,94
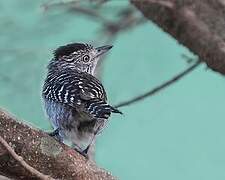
42,43,121,158
43,68,120,121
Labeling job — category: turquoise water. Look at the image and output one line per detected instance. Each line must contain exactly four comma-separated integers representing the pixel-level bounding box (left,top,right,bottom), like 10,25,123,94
1,1,225,179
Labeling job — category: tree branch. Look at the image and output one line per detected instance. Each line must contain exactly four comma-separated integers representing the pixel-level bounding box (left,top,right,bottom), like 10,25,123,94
0,175,13,180
131,0,225,75
0,136,55,180
115,61,200,108
0,109,116,180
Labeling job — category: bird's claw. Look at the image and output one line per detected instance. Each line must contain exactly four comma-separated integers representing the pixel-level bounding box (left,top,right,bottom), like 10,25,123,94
77,150,89,159
48,129,63,142
48,128,59,136
74,145,90,159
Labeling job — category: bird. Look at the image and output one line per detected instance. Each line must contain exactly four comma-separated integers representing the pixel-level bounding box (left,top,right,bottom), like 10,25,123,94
42,43,122,159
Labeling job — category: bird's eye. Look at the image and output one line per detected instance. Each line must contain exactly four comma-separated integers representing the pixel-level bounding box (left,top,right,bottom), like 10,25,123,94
82,55,90,63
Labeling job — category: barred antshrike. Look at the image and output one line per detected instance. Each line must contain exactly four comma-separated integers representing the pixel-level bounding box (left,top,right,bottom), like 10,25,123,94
42,43,121,159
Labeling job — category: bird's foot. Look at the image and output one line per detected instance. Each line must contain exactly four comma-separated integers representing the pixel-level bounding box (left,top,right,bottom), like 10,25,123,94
48,128,59,136
82,144,90,155
48,128,63,142
78,150,89,159
74,132,96,159
74,145,90,159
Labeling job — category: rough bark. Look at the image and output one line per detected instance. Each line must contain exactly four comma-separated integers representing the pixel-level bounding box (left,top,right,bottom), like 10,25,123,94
0,109,115,180
131,0,225,75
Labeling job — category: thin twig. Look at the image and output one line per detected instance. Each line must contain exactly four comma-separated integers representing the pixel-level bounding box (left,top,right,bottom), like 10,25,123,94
115,61,201,108
0,136,55,180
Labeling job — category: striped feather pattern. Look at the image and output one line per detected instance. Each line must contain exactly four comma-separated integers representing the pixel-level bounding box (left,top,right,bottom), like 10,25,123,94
42,68,107,106
85,98,121,119
42,68,122,120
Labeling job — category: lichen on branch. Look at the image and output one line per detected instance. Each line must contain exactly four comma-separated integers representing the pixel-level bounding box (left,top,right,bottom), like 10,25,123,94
0,109,115,180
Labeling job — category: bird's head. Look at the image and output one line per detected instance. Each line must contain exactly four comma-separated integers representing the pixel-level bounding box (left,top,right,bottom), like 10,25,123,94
52,43,113,74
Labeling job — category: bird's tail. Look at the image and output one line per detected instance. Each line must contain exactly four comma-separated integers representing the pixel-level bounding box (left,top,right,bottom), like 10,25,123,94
86,99,122,119
110,106,123,114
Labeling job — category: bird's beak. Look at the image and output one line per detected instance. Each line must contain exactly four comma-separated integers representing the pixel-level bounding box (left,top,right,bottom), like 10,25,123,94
96,45,113,57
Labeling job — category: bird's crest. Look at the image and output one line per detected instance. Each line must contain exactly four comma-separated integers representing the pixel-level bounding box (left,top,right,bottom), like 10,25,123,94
54,43,91,58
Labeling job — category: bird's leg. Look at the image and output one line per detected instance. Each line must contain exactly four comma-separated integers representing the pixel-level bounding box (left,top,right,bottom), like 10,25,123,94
82,132,96,155
73,144,89,158
73,133,97,159
82,124,101,156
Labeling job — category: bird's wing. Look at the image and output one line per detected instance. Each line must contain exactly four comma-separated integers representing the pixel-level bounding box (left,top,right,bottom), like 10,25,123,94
42,70,121,119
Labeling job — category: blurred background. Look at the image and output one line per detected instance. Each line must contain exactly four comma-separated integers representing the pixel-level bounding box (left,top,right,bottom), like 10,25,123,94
1,0,225,179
